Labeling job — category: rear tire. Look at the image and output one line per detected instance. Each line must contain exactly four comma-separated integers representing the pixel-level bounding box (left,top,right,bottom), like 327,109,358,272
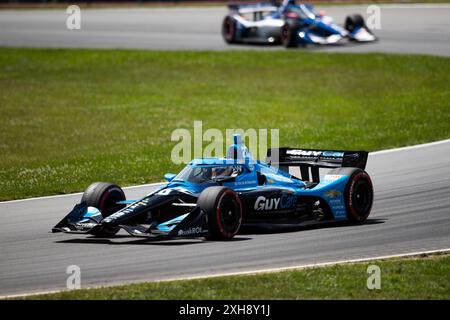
281,19,299,48
344,14,365,33
198,186,242,240
328,168,373,222
222,16,237,44
81,182,126,237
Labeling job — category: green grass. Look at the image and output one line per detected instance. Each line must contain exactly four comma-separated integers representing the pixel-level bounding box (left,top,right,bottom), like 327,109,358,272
27,253,450,299
0,49,449,200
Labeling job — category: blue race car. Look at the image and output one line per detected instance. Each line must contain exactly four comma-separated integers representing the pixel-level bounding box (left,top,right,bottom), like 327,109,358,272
222,0,377,47
52,134,373,240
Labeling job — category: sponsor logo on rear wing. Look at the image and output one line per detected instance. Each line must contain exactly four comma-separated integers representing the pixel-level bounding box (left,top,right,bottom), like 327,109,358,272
266,148,368,170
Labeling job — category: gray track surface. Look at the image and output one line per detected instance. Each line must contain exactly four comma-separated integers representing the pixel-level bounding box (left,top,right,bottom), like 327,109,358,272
1,141,450,296
0,4,450,56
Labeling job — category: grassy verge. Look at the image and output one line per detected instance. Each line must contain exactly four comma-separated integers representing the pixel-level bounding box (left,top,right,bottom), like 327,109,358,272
0,49,449,200
26,252,450,299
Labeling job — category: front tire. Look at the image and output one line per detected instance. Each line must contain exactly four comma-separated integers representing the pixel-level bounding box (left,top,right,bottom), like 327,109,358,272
81,182,126,237
198,186,242,240
328,168,373,222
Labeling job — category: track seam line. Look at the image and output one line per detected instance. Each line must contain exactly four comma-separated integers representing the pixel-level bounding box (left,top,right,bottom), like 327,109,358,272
2,248,449,299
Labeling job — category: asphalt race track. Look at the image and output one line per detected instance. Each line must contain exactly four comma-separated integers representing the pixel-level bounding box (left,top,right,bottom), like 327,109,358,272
0,4,450,56
0,140,449,296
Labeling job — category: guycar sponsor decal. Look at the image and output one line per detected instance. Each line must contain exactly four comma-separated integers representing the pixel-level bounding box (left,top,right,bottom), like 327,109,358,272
254,194,297,211
286,149,345,158
254,196,279,211
286,149,322,157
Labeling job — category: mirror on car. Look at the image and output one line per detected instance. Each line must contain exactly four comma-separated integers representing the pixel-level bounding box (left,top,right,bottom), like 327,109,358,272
164,173,176,182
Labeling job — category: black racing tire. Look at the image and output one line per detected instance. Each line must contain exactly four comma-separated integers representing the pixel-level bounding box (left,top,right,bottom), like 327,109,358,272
281,19,299,48
344,14,365,33
328,167,373,222
81,182,126,237
222,16,237,44
198,186,242,240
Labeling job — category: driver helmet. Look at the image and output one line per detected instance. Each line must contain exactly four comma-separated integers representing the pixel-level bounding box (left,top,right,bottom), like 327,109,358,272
212,166,233,178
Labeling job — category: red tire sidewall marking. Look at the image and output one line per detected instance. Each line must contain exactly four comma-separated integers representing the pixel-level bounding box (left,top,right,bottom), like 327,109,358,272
99,187,123,213
215,189,242,238
348,172,373,221
224,18,234,41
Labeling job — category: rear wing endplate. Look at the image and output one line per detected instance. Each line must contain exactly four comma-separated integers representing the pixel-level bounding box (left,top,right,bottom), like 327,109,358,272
266,148,368,183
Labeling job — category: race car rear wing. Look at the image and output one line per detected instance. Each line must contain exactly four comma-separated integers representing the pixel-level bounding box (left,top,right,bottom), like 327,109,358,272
266,148,368,183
